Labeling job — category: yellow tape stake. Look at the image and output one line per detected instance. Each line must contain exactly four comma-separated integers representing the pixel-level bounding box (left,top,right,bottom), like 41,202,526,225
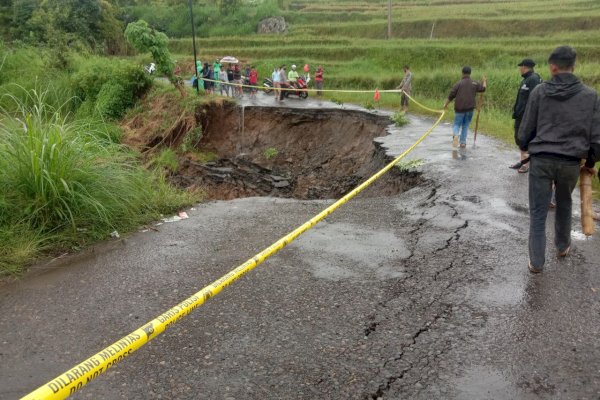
22,104,445,400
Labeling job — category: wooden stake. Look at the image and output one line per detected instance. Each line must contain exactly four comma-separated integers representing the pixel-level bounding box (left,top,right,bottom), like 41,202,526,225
473,92,484,143
580,169,595,236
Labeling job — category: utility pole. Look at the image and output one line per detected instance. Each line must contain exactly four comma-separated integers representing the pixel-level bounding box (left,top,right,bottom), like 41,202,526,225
387,0,392,39
189,0,200,95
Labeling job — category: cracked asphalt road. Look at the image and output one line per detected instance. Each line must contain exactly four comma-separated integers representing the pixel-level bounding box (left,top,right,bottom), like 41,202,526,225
1,95,599,399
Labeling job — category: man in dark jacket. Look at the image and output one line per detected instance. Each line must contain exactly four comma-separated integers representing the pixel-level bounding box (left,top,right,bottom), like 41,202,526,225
444,66,487,148
510,58,543,173
517,46,600,273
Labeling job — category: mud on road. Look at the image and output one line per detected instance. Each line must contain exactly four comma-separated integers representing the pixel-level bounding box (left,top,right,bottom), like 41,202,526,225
1,95,599,399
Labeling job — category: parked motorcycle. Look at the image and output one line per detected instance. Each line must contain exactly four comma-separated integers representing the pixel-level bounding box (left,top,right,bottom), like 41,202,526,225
263,78,273,94
144,62,156,75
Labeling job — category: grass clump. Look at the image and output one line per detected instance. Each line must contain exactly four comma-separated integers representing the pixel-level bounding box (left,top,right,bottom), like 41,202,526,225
264,147,279,160
0,89,196,274
149,148,179,174
395,159,424,172
363,100,374,110
180,126,203,153
391,111,410,127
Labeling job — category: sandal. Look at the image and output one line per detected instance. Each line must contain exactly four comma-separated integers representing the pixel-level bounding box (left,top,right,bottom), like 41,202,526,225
518,164,529,173
509,161,522,169
528,260,543,274
557,245,571,258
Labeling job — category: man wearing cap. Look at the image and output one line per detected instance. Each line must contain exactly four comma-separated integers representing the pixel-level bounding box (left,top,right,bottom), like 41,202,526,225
517,46,600,274
443,66,487,148
510,58,543,173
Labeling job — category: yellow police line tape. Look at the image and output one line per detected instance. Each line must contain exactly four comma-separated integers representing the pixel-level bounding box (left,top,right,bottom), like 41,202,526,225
22,94,446,400
195,76,404,94
195,77,444,114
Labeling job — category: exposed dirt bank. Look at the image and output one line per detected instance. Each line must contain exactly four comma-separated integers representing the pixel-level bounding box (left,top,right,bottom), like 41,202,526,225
175,103,420,199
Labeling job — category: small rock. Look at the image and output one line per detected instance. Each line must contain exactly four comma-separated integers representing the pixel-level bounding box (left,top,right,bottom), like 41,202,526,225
273,180,290,188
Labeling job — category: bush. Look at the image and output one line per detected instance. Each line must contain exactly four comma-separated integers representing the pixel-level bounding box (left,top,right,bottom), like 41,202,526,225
0,89,196,273
71,57,152,118
95,81,131,120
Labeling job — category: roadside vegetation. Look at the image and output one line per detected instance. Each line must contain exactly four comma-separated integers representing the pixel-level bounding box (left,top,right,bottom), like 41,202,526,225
0,45,198,275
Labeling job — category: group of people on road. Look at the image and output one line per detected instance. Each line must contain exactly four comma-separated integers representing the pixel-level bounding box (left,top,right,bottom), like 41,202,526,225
433,46,599,274
194,60,258,98
193,60,324,100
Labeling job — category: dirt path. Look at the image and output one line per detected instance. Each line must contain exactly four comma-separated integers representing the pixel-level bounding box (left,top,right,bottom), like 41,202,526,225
1,94,599,399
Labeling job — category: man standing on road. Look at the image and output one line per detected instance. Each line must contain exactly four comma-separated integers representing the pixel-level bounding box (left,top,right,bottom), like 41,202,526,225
510,58,543,173
397,65,412,112
517,46,600,274
279,65,288,102
444,66,487,148
315,65,324,97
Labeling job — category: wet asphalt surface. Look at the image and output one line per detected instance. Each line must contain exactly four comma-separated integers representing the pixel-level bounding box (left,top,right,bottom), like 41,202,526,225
1,92,599,399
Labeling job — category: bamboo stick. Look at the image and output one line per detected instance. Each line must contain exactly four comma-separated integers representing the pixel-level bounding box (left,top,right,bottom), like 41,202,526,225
580,169,595,236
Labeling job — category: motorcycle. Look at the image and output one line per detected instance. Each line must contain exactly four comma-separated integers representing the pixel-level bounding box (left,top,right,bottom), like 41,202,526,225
144,62,156,75
242,76,253,94
283,75,309,99
263,78,273,94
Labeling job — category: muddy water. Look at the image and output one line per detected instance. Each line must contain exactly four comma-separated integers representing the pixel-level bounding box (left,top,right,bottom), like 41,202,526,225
172,104,421,200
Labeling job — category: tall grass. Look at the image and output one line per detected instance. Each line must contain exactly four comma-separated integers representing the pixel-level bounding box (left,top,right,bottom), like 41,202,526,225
0,88,196,274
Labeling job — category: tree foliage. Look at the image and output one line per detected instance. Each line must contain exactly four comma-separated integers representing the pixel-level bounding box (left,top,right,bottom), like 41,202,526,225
124,19,185,97
2,0,127,53
219,0,240,16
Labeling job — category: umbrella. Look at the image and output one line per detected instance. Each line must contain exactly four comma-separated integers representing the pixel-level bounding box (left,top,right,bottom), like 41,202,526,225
220,56,239,64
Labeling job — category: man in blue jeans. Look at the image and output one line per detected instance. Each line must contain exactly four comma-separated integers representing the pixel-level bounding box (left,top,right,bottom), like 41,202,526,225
444,66,487,148
517,46,600,273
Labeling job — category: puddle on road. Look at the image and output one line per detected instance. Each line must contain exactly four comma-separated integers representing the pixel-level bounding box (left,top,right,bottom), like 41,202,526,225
571,230,590,241
289,221,410,281
454,365,521,399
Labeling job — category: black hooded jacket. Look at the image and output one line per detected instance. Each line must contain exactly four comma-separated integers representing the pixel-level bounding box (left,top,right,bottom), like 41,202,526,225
512,70,542,120
517,73,600,167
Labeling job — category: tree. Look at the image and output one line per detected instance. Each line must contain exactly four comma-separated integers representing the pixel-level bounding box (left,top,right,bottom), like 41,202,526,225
124,19,186,97
9,0,126,53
